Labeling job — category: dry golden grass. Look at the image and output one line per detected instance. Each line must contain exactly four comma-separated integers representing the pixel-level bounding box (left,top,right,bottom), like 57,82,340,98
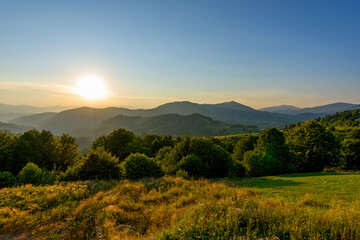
0,175,360,239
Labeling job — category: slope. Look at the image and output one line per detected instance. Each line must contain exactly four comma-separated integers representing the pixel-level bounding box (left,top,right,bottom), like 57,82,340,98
71,113,258,138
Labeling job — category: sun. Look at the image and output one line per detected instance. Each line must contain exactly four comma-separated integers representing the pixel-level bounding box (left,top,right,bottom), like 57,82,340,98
74,75,108,100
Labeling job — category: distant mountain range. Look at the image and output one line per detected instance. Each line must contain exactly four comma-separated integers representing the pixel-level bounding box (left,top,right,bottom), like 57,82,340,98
259,102,360,115
2,101,360,137
0,104,70,122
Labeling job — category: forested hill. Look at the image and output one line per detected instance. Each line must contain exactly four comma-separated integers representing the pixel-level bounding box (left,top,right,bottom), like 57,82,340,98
71,113,258,138
318,109,360,127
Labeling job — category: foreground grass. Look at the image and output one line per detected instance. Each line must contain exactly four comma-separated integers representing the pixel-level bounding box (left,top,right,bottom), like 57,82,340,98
0,174,359,239
224,172,360,205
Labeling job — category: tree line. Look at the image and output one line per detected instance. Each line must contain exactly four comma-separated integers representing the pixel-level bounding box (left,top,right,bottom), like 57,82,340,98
0,119,359,187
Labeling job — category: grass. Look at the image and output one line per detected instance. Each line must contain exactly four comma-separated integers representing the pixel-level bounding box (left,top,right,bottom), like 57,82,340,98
222,172,360,205
0,173,360,239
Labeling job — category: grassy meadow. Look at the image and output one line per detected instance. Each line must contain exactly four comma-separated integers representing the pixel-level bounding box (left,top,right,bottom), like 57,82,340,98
1,173,360,239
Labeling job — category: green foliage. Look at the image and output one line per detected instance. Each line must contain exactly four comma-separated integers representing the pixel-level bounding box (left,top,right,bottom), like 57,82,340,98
12,130,58,173
0,171,17,188
232,134,258,161
242,128,294,177
65,147,121,180
141,134,174,157
161,137,233,178
179,154,204,178
342,139,360,170
175,169,190,179
229,161,246,178
92,128,136,161
18,162,43,185
243,150,263,177
0,131,15,173
55,134,79,170
123,153,163,180
319,109,360,127
285,121,340,172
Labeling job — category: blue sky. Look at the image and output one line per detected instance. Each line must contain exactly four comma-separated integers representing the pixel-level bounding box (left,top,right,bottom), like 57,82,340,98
0,0,359,108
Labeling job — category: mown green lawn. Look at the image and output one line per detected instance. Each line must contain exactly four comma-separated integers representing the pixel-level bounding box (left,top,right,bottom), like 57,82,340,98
224,172,360,206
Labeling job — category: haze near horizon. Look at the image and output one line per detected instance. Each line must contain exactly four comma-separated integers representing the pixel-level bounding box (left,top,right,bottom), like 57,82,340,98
1,0,359,109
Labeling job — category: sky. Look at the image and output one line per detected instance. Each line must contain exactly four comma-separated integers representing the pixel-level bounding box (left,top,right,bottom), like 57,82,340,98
0,0,359,109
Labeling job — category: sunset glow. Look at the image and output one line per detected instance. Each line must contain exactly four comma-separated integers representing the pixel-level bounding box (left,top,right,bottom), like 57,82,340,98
74,76,108,101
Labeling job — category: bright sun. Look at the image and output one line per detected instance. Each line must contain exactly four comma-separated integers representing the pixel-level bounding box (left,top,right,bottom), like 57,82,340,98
74,75,108,100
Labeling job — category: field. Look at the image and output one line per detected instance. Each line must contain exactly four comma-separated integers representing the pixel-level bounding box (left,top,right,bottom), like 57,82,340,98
1,173,360,239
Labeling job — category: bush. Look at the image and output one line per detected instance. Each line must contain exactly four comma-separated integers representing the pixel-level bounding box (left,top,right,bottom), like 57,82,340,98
285,121,340,172
40,170,57,185
229,161,246,178
175,169,190,179
179,154,204,178
124,153,163,180
242,150,263,177
0,171,17,188
18,162,43,185
63,147,121,181
342,139,360,170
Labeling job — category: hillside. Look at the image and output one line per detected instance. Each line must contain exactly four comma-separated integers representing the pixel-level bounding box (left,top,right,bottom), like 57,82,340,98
36,107,144,135
140,101,295,124
9,112,57,128
1,174,360,239
318,109,360,127
0,122,32,134
261,102,360,115
0,104,69,121
5,101,360,135
259,105,300,114
71,113,258,138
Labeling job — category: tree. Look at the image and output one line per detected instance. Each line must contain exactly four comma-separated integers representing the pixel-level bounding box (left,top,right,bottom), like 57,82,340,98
123,153,163,180
55,134,79,170
18,162,42,185
285,121,340,172
342,139,360,170
92,128,136,161
12,130,57,173
179,154,204,178
0,131,16,173
232,134,258,161
64,147,121,180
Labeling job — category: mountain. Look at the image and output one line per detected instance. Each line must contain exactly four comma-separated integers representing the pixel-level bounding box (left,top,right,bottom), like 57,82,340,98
71,113,258,138
9,112,57,128
0,122,32,134
6,101,360,136
140,101,294,125
259,105,301,115
295,103,360,115
317,109,360,127
37,107,144,135
0,104,70,121
260,103,360,116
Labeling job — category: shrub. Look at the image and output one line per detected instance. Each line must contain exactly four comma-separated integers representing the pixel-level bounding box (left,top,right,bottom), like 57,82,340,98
342,139,360,170
18,162,43,185
0,171,17,188
232,134,258,161
40,170,57,185
179,154,204,178
229,161,246,178
124,153,163,180
242,150,263,177
74,147,121,180
189,138,233,178
175,169,190,179
92,128,136,161
285,121,340,172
